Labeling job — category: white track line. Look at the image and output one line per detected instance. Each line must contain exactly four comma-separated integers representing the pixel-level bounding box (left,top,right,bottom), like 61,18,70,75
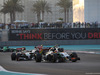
0,65,46,75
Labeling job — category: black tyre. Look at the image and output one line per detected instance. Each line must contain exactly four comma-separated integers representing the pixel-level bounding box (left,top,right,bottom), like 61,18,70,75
70,52,78,58
71,57,77,62
47,54,52,61
59,57,66,62
52,54,58,62
70,52,78,62
58,48,64,52
11,53,16,60
36,54,42,62
16,54,20,61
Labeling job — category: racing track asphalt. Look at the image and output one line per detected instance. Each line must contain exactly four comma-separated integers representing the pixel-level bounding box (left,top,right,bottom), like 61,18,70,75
0,52,100,75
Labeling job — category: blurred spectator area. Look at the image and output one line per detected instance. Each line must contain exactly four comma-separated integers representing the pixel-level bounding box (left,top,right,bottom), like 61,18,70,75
0,21,100,29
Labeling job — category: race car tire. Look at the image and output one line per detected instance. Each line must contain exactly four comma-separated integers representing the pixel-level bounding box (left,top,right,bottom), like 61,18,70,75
71,58,77,62
16,54,20,61
58,48,64,52
59,57,66,62
11,53,16,60
70,52,78,58
47,54,52,61
70,52,78,62
56,58,60,63
52,54,58,62
36,54,42,62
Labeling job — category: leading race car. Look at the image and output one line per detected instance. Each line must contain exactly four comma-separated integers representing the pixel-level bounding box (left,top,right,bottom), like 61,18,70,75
11,47,34,61
34,46,80,63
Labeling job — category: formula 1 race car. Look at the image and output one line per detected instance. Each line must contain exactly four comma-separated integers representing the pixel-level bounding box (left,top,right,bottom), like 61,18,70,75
11,47,34,61
34,46,80,63
0,46,16,52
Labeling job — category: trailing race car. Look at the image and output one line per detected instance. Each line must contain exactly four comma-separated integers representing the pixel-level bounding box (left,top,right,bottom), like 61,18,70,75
11,47,34,61
34,46,80,62
0,46,16,52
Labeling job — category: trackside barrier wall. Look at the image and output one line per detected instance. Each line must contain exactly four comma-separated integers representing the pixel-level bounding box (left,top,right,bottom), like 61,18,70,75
0,28,100,46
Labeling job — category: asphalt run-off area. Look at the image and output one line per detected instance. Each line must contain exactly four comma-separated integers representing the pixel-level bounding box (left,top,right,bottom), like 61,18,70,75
0,52,100,75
